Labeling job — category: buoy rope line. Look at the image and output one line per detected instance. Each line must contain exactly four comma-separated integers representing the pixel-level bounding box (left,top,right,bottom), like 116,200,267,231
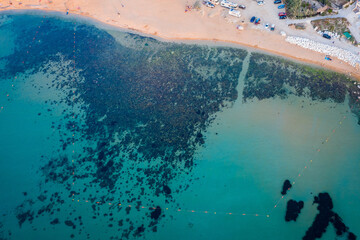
71,99,360,218
272,98,360,210
71,21,77,194
70,198,270,218
0,16,46,113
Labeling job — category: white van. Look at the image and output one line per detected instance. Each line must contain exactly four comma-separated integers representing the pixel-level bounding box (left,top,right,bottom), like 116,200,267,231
229,9,241,17
221,0,238,8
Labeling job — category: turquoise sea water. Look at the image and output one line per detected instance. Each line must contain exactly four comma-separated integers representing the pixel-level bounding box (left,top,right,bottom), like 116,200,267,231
0,13,359,240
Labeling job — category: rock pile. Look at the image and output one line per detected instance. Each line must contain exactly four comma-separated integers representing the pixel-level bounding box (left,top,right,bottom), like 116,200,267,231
285,36,360,67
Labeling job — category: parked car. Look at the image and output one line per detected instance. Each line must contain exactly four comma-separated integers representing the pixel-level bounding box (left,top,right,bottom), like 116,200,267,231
279,15,287,19
250,16,256,22
203,1,215,8
265,23,269,28
278,12,286,16
255,18,261,24
322,33,331,39
270,24,275,31
221,0,238,8
238,4,246,9
274,0,282,4
278,4,285,8
257,0,265,5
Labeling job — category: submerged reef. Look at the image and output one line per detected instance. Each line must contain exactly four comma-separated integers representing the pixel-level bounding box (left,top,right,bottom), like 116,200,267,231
303,192,356,240
281,179,292,195
0,14,247,238
285,199,304,222
244,53,360,124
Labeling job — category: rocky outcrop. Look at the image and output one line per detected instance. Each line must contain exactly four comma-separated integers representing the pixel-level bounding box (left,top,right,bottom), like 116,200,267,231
285,200,304,222
303,192,357,240
285,36,360,67
281,179,292,195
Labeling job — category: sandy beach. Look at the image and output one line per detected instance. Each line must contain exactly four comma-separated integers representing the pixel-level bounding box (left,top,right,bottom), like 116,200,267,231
1,0,359,80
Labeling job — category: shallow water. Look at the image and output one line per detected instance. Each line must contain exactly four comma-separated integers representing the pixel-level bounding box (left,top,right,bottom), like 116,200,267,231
0,13,359,240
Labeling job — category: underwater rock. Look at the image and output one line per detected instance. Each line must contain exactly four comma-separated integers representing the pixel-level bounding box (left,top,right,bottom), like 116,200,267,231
303,192,356,240
37,195,46,202
16,210,34,227
281,180,292,195
50,218,60,225
133,224,145,237
150,206,161,220
303,193,334,240
64,220,76,229
313,192,333,210
125,207,131,215
285,200,304,222
163,185,171,195
348,232,357,240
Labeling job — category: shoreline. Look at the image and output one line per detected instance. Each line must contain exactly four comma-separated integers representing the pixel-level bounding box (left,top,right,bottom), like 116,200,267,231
1,3,359,81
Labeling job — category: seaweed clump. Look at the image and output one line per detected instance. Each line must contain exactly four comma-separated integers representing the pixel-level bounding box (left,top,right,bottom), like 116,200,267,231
243,53,360,124
285,199,304,222
281,179,292,195
303,192,356,240
0,14,248,238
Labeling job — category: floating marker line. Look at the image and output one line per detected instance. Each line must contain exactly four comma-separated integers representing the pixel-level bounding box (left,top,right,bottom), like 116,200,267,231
70,198,270,218
272,99,360,209
71,21,77,192
0,16,46,113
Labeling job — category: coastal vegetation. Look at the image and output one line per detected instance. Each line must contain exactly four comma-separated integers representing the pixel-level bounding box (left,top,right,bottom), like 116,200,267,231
284,0,351,18
325,0,351,8
311,18,349,34
311,18,356,44
284,0,317,18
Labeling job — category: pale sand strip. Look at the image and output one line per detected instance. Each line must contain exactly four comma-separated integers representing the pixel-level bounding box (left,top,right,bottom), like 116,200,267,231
1,0,359,80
